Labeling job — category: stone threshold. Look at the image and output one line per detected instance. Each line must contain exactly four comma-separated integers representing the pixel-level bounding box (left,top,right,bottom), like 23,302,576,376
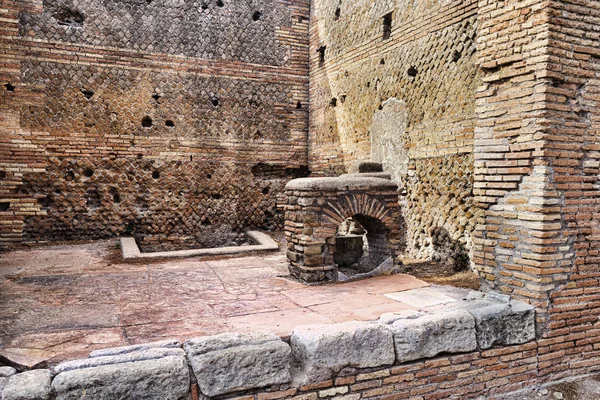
120,231,279,260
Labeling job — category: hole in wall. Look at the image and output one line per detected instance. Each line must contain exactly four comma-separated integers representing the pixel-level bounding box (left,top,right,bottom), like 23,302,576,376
0,202,9,211
296,101,302,109
165,120,175,128
330,98,337,107
109,187,121,203
65,171,75,181
152,92,161,102
85,189,101,209
0,171,5,179
83,167,94,178
216,0,224,7
211,97,220,107
38,196,52,208
146,0,152,4
340,94,347,103
382,12,392,40
252,11,262,21
262,187,270,195
211,193,222,200
201,2,208,10
141,116,153,128
54,8,85,28
452,50,462,62
206,173,212,179
81,89,94,99
202,219,212,226
318,46,326,67
334,6,341,21
407,66,418,77
152,171,160,179
5,83,15,92
190,155,193,161
380,59,385,65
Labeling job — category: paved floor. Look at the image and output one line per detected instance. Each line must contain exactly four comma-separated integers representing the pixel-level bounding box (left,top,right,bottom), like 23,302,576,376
0,240,429,367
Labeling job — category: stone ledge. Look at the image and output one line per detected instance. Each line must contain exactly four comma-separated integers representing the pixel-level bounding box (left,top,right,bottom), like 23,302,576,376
2,291,536,399
285,177,398,191
121,230,279,260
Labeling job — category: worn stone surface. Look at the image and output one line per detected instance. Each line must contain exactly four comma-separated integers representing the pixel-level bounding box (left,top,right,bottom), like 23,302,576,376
54,348,185,374
469,301,536,349
0,367,17,378
387,309,477,364
290,321,394,383
2,369,52,400
52,354,189,400
184,331,291,397
89,339,181,358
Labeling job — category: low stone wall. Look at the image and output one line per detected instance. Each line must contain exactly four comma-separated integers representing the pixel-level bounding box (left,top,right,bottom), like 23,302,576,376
0,294,535,400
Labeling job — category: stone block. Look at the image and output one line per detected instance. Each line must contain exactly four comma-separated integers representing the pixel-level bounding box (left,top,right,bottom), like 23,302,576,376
0,366,17,396
290,321,394,383
387,310,477,364
184,331,291,397
357,162,383,173
468,300,536,349
2,369,51,400
88,339,181,358
52,348,189,400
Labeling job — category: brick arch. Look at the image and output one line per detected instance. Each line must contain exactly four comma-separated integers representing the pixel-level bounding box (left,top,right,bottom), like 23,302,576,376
321,194,395,231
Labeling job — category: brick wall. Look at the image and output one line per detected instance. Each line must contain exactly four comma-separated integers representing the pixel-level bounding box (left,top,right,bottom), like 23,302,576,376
473,0,600,383
308,0,483,270
0,0,310,249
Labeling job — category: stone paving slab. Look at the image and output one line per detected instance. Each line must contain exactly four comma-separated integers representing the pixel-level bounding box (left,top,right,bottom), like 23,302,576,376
0,240,430,366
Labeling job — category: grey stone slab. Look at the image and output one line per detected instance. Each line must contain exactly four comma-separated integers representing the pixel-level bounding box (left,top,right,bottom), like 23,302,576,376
184,331,291,397
388,309,477,364
285,177,398,191
89,339,181,358
384,287,457,308
468,300,536,349
52,355,189,400
2,369,52,400
0,367,17,395
54,348,185,374
290,321,394,384
0,367,16,378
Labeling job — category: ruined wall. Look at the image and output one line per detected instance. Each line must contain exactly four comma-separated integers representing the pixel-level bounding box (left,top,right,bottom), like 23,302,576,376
0,0,310,249
473,0,600,382
308,0,483,269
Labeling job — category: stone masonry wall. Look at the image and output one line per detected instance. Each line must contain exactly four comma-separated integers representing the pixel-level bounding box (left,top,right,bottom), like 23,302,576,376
0,0,310,249
308,0,484,270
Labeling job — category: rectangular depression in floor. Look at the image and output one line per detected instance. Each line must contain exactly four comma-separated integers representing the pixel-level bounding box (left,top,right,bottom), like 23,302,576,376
120,231,279,260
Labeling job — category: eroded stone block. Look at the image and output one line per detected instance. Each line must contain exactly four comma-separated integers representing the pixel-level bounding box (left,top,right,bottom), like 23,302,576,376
387,309,477,364
469,300,535,349
2,369,51,400
290,321,394,383
52,349,189,400
184,331,291,397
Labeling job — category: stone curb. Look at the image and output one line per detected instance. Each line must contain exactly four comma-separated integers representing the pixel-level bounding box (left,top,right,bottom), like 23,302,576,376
121,230,279,259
